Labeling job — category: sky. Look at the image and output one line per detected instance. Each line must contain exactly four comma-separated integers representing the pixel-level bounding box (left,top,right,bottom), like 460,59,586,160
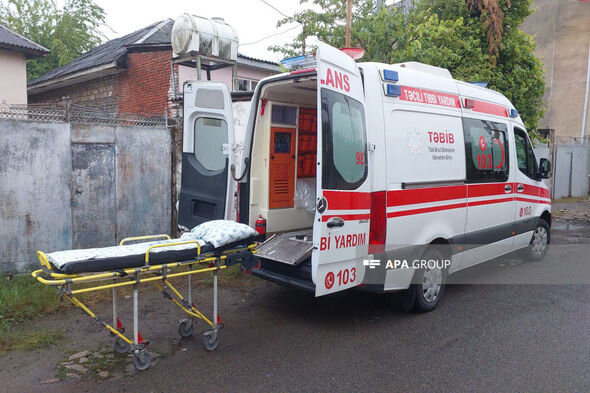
92,0,308,62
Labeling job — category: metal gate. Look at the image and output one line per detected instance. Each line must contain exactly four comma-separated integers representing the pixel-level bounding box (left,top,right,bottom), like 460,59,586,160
552,137,589,199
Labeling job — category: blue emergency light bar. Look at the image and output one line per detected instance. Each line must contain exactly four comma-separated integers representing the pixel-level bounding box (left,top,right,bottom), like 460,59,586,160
383,69,399,82
384,84,402,97
469,81,488,88
280,54,316,70
509,108,519,118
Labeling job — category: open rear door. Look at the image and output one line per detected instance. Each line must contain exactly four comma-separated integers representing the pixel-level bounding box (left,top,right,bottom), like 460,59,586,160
179,81,235,229
313,43,371,296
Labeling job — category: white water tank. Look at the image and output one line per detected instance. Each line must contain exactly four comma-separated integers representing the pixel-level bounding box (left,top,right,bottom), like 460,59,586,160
171,14,239,61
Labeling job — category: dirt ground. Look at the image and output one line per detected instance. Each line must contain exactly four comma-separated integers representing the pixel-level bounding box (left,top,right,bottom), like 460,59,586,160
1,198,589,392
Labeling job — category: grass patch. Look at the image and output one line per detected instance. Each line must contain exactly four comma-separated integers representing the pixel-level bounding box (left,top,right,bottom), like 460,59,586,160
0,274,61,333
0,330,64,353
0,274,64,353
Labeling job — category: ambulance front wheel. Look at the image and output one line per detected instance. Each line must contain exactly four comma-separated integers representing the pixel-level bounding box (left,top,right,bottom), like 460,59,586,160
411,247,447,312
522,219,550,261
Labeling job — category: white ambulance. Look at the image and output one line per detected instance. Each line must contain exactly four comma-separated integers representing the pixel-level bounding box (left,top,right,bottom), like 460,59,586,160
179,42,552,311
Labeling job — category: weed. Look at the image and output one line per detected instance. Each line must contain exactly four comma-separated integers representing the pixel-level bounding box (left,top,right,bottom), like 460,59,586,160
0,274,61,333
0,330,64,353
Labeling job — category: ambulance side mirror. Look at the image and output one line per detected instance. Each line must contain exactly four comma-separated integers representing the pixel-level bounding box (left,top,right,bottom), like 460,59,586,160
539,158,551,179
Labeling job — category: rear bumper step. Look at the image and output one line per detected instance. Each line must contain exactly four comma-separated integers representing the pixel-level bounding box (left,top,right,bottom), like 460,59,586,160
252,268,315,292
252,258,315,292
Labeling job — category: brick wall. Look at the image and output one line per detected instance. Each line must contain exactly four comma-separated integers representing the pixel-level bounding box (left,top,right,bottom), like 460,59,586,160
29,49,175,117
29,74,119,112
117,50,173,117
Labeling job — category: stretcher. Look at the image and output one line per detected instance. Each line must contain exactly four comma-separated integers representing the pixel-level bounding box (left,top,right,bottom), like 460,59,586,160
32,227,259,371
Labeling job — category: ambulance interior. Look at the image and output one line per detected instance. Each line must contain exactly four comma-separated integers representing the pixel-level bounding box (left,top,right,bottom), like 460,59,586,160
249,76,318,265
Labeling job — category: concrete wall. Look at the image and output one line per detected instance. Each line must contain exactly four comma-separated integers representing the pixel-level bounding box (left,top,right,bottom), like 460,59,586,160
521,0,590,137
0,49,28,105
0,119,172,272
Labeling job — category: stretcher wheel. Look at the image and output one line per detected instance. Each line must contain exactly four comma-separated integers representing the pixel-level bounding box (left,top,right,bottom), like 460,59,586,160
114,337,130,354
203,331,219,351
133,349,152,371
178,319,194,338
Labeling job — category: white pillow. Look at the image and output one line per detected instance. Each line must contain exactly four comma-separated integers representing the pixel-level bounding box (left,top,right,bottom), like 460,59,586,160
190,220,257,248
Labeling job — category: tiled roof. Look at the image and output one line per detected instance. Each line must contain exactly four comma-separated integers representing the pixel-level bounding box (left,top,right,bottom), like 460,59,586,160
0,24,49,58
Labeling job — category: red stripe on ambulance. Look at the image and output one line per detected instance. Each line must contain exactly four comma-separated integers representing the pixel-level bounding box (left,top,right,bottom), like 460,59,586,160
464,98,509,117
323,190,371,210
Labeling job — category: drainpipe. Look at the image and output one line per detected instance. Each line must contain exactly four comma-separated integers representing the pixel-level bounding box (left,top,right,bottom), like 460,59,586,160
582,40,590,138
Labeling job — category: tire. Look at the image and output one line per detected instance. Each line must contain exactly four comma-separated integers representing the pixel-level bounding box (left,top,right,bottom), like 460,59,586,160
409,246,448,312
203,332,219,351
114,337,130,354
522,219,550,261
178,319,194,338
133,349,152,371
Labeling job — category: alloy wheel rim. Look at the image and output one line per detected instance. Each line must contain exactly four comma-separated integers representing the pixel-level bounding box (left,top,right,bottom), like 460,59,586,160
531,226,548,255
422,268,442,303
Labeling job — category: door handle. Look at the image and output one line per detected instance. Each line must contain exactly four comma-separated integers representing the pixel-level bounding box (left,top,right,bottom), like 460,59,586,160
517,184,524,192
326,217,345,228
504,184,512,193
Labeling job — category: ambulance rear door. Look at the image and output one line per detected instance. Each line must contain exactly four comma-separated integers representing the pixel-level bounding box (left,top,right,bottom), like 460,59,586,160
313,42,371,296
179,81,235,229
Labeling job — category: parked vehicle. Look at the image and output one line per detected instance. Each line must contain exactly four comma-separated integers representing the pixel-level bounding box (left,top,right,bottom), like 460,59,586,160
179,41,552,311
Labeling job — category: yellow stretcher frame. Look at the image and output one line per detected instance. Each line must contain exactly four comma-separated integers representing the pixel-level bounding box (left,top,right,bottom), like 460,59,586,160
32,234,258,371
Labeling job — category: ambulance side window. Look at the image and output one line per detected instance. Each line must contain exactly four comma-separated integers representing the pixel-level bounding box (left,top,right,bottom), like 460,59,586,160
320,88,368,190
514,127,539,180
194,117,228,172
463,118,509,183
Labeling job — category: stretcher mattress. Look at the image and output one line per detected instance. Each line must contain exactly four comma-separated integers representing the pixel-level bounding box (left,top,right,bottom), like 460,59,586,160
46,221,258,274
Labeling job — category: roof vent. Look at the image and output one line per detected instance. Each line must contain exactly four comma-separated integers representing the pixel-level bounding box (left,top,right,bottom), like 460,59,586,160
399,61,452,79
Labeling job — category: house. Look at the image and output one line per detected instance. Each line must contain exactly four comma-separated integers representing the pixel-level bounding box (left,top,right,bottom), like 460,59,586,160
0,24,48,106
27,19,281,117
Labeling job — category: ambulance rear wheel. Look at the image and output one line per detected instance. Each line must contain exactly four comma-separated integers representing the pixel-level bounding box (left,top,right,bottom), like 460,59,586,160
522,219,550,261
412,247,447,312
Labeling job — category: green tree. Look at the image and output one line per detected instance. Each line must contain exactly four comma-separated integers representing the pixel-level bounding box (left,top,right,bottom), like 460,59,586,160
270,0,545,135
0,0,106,79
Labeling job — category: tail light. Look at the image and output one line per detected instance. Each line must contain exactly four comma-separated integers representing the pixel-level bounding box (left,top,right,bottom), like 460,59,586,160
368,191,386,254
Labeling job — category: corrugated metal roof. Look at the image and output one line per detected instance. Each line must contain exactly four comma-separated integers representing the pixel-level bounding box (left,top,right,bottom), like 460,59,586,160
0,24,49,58
237,53,281,72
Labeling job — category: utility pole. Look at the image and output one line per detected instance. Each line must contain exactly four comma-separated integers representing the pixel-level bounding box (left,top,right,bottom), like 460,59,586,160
375,0,383,60
345,0,352,47
302,22,306,54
